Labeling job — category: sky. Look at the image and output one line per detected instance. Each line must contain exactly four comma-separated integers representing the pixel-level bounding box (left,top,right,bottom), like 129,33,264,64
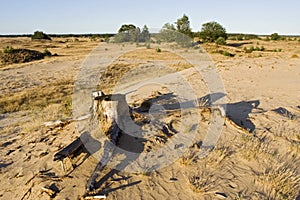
1,0,300,35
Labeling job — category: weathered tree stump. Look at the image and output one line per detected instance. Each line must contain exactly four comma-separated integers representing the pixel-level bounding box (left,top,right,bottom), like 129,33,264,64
54,91,128,191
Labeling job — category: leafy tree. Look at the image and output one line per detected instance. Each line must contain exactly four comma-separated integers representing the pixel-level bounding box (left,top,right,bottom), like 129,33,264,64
199,21,227,42
139,25,150,42
158,15,193,46
162,23,176,31
118,24,136,33
31,31,51,40
270,33,280,40
114,24,150,43
175,14,192,37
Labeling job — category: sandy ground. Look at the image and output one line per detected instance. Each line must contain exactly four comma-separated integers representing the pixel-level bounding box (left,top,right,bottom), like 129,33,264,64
0,37,300,200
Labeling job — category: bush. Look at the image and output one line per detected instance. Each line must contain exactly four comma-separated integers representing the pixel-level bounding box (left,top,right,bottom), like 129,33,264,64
31,31,51,40
237,35,244,41
270,33,280,41
218,50,234,57
3,46,15,53
244,46,265,53
156,47,161,52
104,36,110,43
156,29,193,47
215,37,226,45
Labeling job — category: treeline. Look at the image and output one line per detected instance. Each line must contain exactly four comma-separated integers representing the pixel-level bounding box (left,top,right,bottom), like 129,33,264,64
0,33,115,38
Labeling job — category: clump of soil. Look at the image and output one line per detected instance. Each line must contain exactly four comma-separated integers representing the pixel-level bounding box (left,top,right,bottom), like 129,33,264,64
0,48,46,65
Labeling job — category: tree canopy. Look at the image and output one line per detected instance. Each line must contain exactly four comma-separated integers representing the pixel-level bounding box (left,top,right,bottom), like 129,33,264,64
199,21,227,42
175,14,192,37
114,24,150,43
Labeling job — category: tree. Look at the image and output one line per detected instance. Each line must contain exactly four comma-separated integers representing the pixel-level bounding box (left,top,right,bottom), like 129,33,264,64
162,23,176,31
199,21,227,42
114,24,150,43
270,33,280,41
175,14,192,37
118,24,136,33
139,25,150,42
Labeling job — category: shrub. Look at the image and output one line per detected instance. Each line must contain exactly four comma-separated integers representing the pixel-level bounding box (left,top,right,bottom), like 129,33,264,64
104,36,110,43
270,33,281,41
215,37,226,45
146,43,151,49
3,46,15,53
237,35,244,41
244,46,265,53
156,47,161,52
222,51,233,57
31,31,51,40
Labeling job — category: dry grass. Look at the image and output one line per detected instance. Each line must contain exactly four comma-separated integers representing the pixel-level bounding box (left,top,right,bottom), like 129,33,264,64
256,155,300,199
0,80,73,114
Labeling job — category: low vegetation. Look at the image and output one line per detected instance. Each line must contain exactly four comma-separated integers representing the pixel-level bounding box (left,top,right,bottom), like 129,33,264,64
244,46,265,53
1,46,53,65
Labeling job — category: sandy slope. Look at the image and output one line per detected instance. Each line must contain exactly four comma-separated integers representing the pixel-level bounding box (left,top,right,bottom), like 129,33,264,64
0,38,300,200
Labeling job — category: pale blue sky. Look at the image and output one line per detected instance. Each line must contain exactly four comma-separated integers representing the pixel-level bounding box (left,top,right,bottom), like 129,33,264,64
1,0,299,35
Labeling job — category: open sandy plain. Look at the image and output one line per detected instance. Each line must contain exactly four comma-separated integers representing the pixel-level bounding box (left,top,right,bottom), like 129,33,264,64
0,37,299,199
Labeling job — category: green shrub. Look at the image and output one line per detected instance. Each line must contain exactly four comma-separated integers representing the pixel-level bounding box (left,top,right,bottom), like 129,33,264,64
104,36,110,43
244,46,265,53
237,35,244,41
270,33,280,41
3,46,15,53
215,37,226,45
221,50,234,57
156,47,161,52
146,43,151,49
31,31,51,40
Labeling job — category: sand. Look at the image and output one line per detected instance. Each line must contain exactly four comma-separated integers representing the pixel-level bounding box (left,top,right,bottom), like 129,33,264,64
0,37,299,199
